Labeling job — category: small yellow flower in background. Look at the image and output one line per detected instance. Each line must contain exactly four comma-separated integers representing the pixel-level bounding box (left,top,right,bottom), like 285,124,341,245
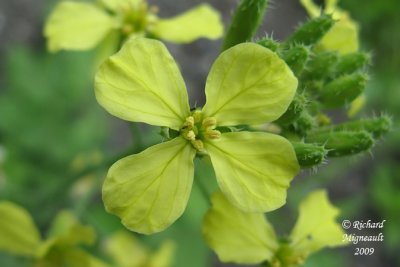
0,202,107,267
104,231,175,267
202,190,347,266
95,37,299,234
300,0,359,55
44,0,224,53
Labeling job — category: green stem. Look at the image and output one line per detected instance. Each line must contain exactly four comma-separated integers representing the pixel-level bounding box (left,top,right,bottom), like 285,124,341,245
194,173,211,205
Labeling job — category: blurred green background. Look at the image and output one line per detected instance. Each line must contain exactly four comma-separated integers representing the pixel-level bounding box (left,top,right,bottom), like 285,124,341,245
0,0,399,266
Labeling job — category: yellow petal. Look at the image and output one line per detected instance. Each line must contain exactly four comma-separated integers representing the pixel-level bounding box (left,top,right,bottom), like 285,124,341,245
36,210,96,258
44,2,116,52
347,94,366,117
205,132,299,212
103,137,195,234
290,190,347,257
148,240,176,267
104,231,148,267
95,38,190,129
202,43,297,126
316,18,359,55
299,0,321,17
101,0,142,12
152,4,223,43
0,201,41,256
203,192,278,264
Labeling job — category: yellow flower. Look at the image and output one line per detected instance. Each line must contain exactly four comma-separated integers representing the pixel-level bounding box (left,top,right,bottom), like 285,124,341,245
300,0,359,54
203,190,347,266
104,231,175,267
0,202,107,267
44,0,224,53
95,37,300,234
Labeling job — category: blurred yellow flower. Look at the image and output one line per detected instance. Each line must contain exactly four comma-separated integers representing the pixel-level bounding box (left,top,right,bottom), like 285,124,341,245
203,190,348,266
44,0,224,53
300,0,359,54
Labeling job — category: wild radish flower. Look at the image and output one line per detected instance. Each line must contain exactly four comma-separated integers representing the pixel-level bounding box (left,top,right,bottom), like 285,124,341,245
44,0,223,52
203,190,347,266
95,38,299,234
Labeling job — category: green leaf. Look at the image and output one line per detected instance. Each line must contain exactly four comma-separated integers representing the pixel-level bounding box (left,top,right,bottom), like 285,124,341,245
152,4,223,43
44,2,116,52
203,192,278,264
205,132,299,212
95,38,190,130
0,201,41,257
290,190,347,257
202,43,298,126
103,137,196,234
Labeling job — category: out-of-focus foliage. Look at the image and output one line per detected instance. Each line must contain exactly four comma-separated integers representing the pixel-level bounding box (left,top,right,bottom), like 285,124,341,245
0,47,108,226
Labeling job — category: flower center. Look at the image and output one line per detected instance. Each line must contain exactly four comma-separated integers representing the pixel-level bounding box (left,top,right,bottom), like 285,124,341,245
180,110,221,152
120,1,158,36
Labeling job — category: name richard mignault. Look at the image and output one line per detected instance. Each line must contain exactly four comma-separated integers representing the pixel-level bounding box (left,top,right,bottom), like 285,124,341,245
342,233,384,244
353,220,386,230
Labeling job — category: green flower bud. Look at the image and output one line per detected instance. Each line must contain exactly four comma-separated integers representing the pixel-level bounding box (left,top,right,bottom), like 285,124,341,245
286,14,335,46
302,51,338,80
310,115,392,138
280,45,310,76
290,111,316,135
276,93,308,125
257,37,280,52
334,52,370,77
306,131,374,157
320,73,367,108
292,142,327,168
222,0,269,51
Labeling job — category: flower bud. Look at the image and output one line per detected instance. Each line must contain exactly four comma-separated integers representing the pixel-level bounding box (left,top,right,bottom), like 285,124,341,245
291,142,327,168
306,131,374,157
257,37,280,52
310,115,392,138
279,45,310,76
286,14,335,46
302,51,338,80
319,73,367,108
276,93,307,125
334,52,370,77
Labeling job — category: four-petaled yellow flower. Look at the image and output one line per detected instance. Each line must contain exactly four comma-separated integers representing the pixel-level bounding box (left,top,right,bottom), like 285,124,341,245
44,0,223,52
95,37,300,234
203,190,348,266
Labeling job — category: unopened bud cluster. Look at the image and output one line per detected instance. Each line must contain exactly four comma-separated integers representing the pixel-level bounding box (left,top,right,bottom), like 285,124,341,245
257,14,391,168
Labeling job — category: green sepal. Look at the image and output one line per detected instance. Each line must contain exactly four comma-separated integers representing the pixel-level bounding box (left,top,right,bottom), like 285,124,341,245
279,45,310,76
285,14,335,46
333,52,370,77
310,115,392,138
291,142,327,168
306,131,374,157
319,73,367,108
302,51,338,80
222,0,269,51
275,93,308,125
257,37,280,52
